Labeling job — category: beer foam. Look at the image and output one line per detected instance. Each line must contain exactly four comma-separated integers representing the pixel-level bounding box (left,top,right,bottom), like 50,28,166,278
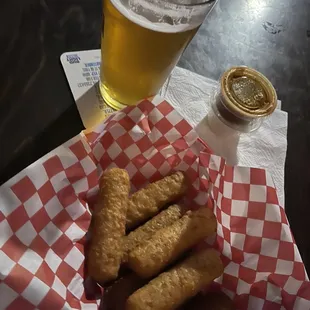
110,0,202,33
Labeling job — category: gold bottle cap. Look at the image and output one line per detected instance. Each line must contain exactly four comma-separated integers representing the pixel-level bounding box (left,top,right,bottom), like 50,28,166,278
220,67,277,119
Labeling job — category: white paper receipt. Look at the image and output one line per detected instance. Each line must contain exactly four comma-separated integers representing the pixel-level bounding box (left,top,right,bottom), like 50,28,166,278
60,49,116,129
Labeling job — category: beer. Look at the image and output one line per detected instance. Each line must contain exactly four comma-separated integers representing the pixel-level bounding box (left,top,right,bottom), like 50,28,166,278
100,0,206,110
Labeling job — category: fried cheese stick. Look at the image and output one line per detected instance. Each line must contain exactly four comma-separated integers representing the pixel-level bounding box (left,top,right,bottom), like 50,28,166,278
126,249,223,310
126,172,187,230
123,204,183,263
128,207,216,278
88,168,130,283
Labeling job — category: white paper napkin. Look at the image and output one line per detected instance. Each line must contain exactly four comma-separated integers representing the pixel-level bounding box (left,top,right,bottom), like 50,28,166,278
60,51,287,208
162,67,287,207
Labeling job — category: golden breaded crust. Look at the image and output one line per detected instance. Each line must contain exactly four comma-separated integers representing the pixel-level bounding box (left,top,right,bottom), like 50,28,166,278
123,205,183,263
126,249,223,310
126,172,187,230
88,168,130,283
128,207,217,278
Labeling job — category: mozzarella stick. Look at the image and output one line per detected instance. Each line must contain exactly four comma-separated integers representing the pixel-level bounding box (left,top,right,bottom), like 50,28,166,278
126,249,223,310
88,168,130,283
128,207,216,278
126,172,187,229
123,204,183,263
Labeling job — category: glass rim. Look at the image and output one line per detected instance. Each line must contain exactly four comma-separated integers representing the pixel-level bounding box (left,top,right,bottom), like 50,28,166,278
150,0,217,8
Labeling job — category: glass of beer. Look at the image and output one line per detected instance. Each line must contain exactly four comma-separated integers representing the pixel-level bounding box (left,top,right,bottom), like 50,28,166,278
100,0,217,110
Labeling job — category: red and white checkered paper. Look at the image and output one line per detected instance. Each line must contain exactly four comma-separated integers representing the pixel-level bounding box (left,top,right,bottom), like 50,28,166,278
0,96,309,310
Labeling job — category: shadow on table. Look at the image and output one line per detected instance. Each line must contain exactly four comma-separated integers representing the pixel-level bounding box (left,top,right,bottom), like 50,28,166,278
0,104,84,185
76,82,115,130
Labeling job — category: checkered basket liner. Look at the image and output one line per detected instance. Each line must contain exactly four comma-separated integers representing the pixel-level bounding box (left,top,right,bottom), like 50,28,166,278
0,96,309,309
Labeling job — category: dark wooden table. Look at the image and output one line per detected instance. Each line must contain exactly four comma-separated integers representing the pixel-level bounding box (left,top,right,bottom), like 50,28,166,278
1,0,310,273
